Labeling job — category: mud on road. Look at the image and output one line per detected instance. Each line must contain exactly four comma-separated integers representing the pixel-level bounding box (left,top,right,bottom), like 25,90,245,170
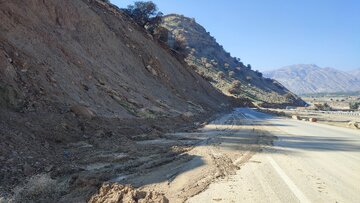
119,109,275,202
1,109,274,202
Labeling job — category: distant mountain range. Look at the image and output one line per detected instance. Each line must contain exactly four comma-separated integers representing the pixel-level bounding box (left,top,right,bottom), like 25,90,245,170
351,68,360,79
264,64,360,94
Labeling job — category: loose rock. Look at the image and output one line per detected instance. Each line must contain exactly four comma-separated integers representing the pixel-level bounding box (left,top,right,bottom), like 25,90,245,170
88,183,168,203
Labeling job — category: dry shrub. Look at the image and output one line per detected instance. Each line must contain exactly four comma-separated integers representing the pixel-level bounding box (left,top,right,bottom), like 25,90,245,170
198,71,212,81
205,63,213,69
228,87,237,94
218,71,225,79
231,80,241,88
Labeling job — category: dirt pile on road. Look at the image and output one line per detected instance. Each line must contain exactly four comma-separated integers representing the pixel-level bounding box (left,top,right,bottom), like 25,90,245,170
0,0,233,201
89,183,168,203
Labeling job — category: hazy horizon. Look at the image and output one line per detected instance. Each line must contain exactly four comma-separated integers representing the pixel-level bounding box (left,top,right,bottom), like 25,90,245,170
262,64,360,72
113,0,360,72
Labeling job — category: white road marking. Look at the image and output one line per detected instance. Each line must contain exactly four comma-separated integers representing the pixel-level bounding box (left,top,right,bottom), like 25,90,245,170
243,109,310,202
267,155,311,203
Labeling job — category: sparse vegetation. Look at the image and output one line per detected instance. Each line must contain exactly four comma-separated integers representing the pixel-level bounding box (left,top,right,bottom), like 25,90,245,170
152,26,169,42
255,70,263,77
205,63,213,69
199,71,212,81
349,102,360,110
314,103,332,111
231,80,241,88
159,13,305,105
123,1,163,33
228,71,235,77
218,71,225,79
228,87,237,94
284,93,293,100
228,80,241,95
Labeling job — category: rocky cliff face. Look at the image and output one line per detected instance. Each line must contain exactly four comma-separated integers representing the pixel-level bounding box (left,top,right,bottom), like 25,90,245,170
0,0,233,201
161,14,305,106
264,64,360,94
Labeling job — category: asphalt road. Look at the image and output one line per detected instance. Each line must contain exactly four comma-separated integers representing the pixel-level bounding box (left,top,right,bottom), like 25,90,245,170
188,108,360,203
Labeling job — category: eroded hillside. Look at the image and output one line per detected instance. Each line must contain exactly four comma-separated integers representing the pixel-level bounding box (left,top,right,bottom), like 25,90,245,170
161,14,306,107
0,0,233,201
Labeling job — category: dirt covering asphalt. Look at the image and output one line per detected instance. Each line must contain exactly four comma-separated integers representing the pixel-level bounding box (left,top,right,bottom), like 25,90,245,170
0,0,269,202
0,108,274,203
0,0,233,201
84,108,273,203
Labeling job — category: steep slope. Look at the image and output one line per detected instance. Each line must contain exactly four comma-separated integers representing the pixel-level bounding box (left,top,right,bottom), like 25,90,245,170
0,1,229,118
264,64,360,94
0,0,233,201
160,14,305,106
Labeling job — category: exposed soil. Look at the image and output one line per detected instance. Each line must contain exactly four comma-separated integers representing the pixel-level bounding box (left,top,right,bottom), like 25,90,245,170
89,183,168,203
95,109,274,203
1,107,273,203
0,0,272,202
0,0,238,202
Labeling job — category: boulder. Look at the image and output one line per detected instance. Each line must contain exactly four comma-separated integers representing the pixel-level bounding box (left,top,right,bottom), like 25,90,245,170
309,118,317,122
292,115,300,120
146,65,158,76
70,105,95,119
348,121,360,129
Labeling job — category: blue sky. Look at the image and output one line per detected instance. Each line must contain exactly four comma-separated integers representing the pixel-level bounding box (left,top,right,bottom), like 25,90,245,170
111,0,360,71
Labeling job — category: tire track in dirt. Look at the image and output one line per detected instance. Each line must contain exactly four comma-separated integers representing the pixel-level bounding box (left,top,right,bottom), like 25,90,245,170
117,109,274,202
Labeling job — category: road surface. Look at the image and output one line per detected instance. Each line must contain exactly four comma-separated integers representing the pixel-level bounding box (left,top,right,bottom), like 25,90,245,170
188,108,360,203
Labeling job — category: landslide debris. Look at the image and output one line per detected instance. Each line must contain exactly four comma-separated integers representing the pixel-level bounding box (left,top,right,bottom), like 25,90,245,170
88,183,168,203
0,0,233,202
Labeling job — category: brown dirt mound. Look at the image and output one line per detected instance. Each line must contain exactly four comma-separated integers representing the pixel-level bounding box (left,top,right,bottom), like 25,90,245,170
89,183,168,203
0,0,234,200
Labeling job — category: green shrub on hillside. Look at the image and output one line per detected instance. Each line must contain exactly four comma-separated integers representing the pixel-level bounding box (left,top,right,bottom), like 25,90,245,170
123,1,163,32
314,103,332,111
349,102,360,110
